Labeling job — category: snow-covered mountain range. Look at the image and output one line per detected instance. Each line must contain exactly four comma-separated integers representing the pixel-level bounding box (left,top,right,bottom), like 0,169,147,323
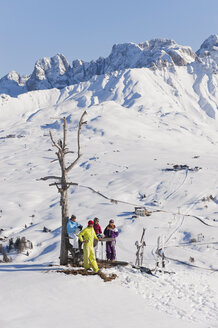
0,35,217,98
0,35,218,328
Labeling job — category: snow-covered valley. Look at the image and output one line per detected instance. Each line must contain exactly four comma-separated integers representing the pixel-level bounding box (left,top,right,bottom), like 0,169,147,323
0,35,218,328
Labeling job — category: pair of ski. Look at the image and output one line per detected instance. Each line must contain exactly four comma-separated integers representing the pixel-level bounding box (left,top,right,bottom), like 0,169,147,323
135,228,146,266
154,235,165,273
134,228,156,276
134,229,173,276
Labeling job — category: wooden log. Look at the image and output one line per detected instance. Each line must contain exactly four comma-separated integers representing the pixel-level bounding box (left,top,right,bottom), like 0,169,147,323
97,259,129,266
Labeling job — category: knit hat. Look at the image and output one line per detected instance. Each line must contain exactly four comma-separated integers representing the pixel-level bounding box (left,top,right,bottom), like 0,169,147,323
109,219,114,223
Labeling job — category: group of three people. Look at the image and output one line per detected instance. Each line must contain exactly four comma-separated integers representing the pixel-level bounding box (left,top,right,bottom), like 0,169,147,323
67,215,119,273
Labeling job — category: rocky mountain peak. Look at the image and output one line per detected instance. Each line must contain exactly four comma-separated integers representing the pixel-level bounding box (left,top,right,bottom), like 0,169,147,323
196,35,218,69
26,54,71,91
0,70,28,97
0,36,217,97
70,38,197,84
197,35,218,56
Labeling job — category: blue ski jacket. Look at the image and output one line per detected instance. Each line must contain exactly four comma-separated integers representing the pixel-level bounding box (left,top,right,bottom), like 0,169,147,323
67,220,82,237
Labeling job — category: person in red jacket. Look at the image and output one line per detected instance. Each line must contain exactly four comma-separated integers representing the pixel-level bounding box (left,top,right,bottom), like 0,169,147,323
93,217,103,259
93,217,102,236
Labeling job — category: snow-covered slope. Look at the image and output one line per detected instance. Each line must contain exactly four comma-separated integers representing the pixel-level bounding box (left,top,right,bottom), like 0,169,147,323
0,38,218,328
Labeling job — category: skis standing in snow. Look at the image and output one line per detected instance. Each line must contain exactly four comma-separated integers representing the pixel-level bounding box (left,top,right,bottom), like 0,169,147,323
135,228,146,266
155,235,165,273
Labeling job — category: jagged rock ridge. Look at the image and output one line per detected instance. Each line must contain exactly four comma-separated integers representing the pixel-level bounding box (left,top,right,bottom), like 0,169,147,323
26,54,71,91
196,34,218,58
0,35,217,97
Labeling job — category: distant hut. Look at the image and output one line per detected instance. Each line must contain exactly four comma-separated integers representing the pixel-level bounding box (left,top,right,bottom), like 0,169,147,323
134,207,151,217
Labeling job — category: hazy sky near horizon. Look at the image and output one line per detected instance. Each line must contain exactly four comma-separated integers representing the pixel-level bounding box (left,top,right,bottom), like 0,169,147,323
0,0,217,77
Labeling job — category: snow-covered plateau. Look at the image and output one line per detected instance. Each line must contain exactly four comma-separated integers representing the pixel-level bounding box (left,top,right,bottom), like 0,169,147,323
0,35,218,328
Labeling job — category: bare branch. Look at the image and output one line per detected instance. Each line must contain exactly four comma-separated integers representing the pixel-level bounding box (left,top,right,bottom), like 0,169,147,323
57,151,63,169
66,182,79,186
65,111,87,173
49,182,78,187
49,182,60,187
65,156,81,173
48,182,62,192
38,176,61,181
49,130,62,152
63,117,67,150
77,111,87,156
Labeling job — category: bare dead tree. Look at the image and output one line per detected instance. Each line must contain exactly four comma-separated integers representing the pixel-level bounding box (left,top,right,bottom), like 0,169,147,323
40,112,87,265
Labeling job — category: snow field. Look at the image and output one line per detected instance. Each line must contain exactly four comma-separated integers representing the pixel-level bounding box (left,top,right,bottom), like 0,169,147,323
0,66,218,327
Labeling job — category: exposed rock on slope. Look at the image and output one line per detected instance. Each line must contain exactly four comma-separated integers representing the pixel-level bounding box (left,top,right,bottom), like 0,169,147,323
26,54,71,91
0,36,216,97
71,39,196,84
196,34,218,60
0,71,28,97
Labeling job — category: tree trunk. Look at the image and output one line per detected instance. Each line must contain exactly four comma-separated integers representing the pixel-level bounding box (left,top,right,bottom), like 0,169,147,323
59,149,69,265
60,187,69,265
41,112,87,266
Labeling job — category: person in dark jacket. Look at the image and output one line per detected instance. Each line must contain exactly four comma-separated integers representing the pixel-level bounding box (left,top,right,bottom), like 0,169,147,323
104,219,119,261
93,217,102,236
93,217,103,259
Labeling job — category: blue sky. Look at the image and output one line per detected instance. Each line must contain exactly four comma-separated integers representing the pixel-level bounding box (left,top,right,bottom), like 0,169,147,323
0,0,217,77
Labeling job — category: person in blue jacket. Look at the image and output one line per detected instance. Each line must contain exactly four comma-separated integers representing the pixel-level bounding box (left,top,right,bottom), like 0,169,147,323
67,215,83,249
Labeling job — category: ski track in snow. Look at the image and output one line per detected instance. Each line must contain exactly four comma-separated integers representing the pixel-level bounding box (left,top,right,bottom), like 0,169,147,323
113,266,218,325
